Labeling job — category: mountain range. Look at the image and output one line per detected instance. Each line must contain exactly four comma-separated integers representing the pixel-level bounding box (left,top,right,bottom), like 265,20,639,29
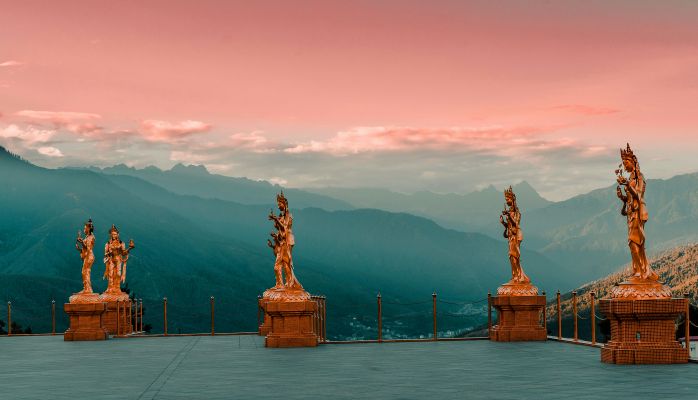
0,147,561,339
3,145,698,339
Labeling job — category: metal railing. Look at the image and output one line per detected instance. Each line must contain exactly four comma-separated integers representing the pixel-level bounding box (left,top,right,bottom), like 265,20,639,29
3,291,694,362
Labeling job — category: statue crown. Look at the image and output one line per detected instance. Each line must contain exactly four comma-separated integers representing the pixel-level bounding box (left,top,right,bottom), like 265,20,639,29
109,224,119,234
620,143,635,161
504,186,516,202
276,191,288,207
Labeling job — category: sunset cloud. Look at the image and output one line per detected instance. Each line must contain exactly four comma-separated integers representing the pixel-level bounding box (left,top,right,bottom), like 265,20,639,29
37,146,64,157
140,119,211,142
283,126,570,157
161,125,615,200
228,131,276,152
15,110,103,135
0,124,55,144
0,60,22,67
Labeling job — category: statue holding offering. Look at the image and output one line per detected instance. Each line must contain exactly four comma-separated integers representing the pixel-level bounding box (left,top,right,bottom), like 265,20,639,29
496,186,537,296
101,224,135,301
69,219,101,303
500,187,530,284
615,143,656,281
76,219,96,293
611,143,670,298
263,192,309,301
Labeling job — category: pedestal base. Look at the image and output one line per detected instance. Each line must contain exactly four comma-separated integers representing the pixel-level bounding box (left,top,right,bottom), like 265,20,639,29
258,298,272,336
265,300,318,348
102,300,133,335
599,297,688,364
64,303,108,341
490,295,546,342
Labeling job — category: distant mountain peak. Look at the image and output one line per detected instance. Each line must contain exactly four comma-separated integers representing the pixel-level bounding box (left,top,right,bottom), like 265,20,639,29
170,163,209,175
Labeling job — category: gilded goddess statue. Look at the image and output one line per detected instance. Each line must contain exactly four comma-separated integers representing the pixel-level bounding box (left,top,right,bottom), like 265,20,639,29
612,143,669,298
100,224,135,301
69,219,101,303
497,187,537,296
263,192,308,301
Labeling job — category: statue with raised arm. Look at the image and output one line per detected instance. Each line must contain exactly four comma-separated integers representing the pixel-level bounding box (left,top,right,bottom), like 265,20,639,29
263,192,309,301
100,224,135,302
497,186,537,296
69,219,101,303
611,143,669,298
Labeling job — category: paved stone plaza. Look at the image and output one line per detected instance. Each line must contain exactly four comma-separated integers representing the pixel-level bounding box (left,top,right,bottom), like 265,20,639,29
0,336,695,399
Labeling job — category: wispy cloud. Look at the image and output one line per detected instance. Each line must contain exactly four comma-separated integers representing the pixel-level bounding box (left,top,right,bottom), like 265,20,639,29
551,105,620,116
140,119,211,142
0,60,22,67
15,110,103,134
283,125,574,157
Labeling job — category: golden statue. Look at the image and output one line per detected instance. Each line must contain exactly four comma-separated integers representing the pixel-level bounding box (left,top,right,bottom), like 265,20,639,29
497,187,537,296
611,143,670,298
263,192,309,301
69,219,101,303
100,224,135,302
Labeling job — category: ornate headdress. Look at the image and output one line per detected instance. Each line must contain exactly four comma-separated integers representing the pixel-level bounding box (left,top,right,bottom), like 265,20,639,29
85,218,94,234
620,143,636,162
276,191,288,208
109,224,119,234
504,186,516,203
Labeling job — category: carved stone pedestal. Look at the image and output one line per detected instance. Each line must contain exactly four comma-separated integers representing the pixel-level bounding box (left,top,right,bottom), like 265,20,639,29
102,300,133,335
490,295,546,342
64,302,108,341
265,300,318,347
258,298,272,336
600,297,688,364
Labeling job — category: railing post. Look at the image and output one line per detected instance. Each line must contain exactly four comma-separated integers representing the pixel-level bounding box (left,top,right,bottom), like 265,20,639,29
124,301,127,335
590,292,596,345
322,296,327,341
116,300,121,336
556,290,561,340
572,291,578,342
51,300,56,335
128,300,132,332
132,300,137,333
210,296,215,336
686,293,691,358
312,296,320,338
139,299,144,333
432,292,437,341
377,292,382,343
163,297,168,336
542,291,547,335
7,301,11,336
487,292,492,336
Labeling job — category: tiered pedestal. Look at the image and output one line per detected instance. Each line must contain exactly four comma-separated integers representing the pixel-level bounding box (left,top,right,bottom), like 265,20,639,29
265,300,318,347
490,295,546,342
64,302,109,341
258,298,272,336
102,300,133,335
600,298,688,364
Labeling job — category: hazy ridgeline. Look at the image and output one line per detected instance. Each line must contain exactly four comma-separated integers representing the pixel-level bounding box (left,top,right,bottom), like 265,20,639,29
2,146,698,339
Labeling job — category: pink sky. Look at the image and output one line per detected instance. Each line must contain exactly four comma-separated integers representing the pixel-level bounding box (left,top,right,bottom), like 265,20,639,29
1,1,697,199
